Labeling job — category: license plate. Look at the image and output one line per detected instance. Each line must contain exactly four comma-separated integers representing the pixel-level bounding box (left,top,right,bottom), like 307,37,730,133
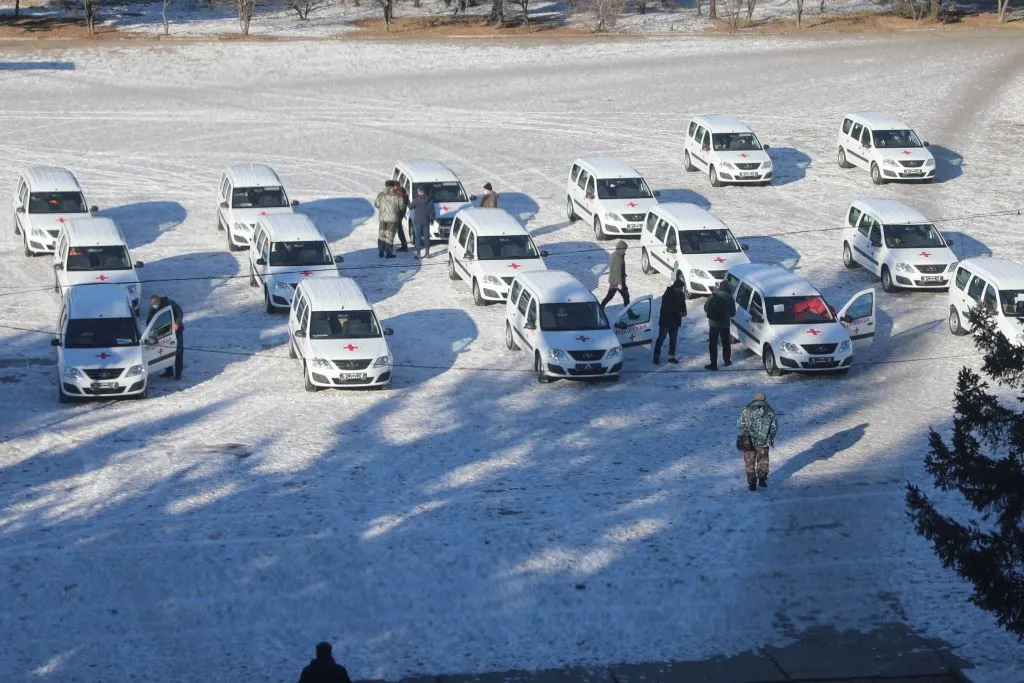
627,223,642,230
807,356,834,366
903,170,923,176
921,276,943,283
341,372,366,380
91,381,118,389
578,363,601,371
739,172,758,178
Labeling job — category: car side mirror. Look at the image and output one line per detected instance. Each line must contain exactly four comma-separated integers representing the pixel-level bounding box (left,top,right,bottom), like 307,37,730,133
470,194,478,201
53,263,63,271
219,201,229,209
923,141,930,147
841,315,853,324
135,261,144,268
945,238,954,246
524,322,536,331
291,200,300,207
334,255,345,264
255,258,266,266
90,205,99,213
51,338,60,347
384,327,394,336
702,145,710,152
653,190,661,197
751,313,763,324
870,239,881,248
666,247,677,254
540,250,549,257
465,252,474,261
762,144,770,150
15,207,24,214
614,322,627,330
741,243,750,251
585,192,594,200
293,329,306,338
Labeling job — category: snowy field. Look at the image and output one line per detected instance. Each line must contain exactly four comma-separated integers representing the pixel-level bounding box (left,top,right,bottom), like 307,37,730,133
1,32,1024,683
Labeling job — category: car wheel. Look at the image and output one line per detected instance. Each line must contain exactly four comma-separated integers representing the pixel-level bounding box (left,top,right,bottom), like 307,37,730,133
838,147,851,169
24,232,33,258
448,255,460,281
289,338,297,358
683,150,695,172
948,306,968,336
58,385,70,404
835,368,850,376
710,166,721,188
227,228,239,252
265,287,276,314
566,196,576,221
535,353,550,384
640,248,653,275
14,216,20,236
303,362,319,392
473,279,487,306
505,321,519,351
842,242,858,269
763,345,783,377
217,215,224,231
881,266,897,293
594,217,606,241
136,385,149,400
871,163,884,185
679,276,697,300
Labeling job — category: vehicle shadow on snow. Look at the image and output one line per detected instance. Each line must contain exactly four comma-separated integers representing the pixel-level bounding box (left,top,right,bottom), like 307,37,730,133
495,192,541,226
342,247,425,305
387,308,478,386
772,422,868,484
744,235,801,272
654,187,711,209
766,147,811,186
945,231,991,260
541,240,609,291
927,145,964,184
140,251,240,309
99,201,186,251
295,197,374,244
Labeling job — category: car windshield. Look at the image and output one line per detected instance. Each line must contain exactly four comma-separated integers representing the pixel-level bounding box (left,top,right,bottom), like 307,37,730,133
712,132,762,152
883,223,945,249
999,290,1024,318
29,191,86,214
765,296,835,325
308,310,381,339
872,129,923,148
596,177,652,200
269,241,332,267
679,229,742,254
232,186,289,209
413,182,468,204
539,302,609,331
65,317,139,348
66,246,132,271
477,235,539,261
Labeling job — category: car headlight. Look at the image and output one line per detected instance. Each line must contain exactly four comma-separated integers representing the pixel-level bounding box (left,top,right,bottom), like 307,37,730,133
722,162,737,170
883,159,899,167
689,268,711,280
925,158,936,167
761,160,772,169
604,212,624,222
838,340,852,352
273,280,292,292
126,364,144,376
33,227,47,236
483,275,502,286
894,261,914,273
311,357,333,369
372,354,392,368
606,346,621,359
778,342,801,354
63,367,84,379
947,262,957,272
548,348,567,362
235,222,252,234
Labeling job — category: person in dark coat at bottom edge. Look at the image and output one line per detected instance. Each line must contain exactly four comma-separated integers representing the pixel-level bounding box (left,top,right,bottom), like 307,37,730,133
737,392,778,491
146,294,184,380
703,280,735,371
599,240,630,309
299,642,353,683
409,185,436,259
653,279,687,364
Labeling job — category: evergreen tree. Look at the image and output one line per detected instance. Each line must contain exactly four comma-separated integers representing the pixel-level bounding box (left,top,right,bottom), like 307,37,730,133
906,304,1024,638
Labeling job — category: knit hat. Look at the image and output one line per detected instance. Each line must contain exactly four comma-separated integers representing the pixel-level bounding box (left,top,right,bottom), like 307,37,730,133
483,182,493,191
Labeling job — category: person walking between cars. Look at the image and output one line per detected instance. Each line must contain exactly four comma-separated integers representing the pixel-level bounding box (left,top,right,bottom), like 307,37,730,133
146,294,184,380
374,180,406,259
653,279,687,364
737,392,778,491
298,642,353,683
480,182,499,208
409,185,436,260
394,182,410,252
599,240,630,309
704,280,735,370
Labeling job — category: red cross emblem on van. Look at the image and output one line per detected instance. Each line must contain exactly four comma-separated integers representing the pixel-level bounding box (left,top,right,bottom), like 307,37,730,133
58,217,65,223
96,352,111,360
259,211,267,216
441,205,450,212
713,257,726,264
919,251,931,258
627,202,638,208
575,336,589,342
95,274,110,281
903,150,911,155
342,344,358,351
508,263,521,269
739,153,749,158
300,270,314,276
806,328,822,336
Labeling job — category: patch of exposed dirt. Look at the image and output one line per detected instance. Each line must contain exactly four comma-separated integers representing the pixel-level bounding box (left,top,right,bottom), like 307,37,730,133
704,9,1023,34
345,13,590,38
0,15,140,39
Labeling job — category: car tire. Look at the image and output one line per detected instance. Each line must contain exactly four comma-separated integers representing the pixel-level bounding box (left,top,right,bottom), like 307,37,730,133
303,362,319,393
535,353,550,384
640,248,654,275
24,232,33,258
679,276,697,300
473,279,487,306
594,217,606,241
842,242,858,269
881,266,897,293
265,287,276,314
289,338,297,358
217,215,224,231
684,150,695,172
871,163,884,185
566,196,576,222
136,385,149,400
505,322,519,351
763,345,783,377
14,217,20,236
760,180,772,187
838,147,851,169
710,166,721,188
58,385,70,404
448,256,460,281
948,306,968,336
835,368,850,376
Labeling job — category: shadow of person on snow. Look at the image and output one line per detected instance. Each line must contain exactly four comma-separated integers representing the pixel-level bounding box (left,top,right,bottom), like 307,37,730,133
99,201,186,250
773,422,869,484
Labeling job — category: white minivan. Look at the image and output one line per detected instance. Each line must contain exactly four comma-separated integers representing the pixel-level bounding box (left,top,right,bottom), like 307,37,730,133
288,276,394,391
447,207,549,305
248,213,344,313
639,202,751,298
53,284,177,402
947,257,1024,345
566,157,660,240
217,164,298,251
725,263,876,376
54,217,144,314
841,199,956,293
393,160,475,242
13,166,98,257
682,115,773,187
837,112,935,185
504,270,653,383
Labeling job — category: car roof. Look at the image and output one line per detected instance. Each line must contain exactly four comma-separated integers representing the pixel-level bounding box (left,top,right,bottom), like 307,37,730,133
258,213,325,242
959,257,1024,288
298,276,371,311
67,283,134,319
852,199,929,224
691,115,753,133
23,166,83,192
395,160,460,182
225,163,284,188
517,270,595,304
847,112,912,130
66,217,125,246
728,263,820,297
457,207,526,236
574,157,642,179
654,202,728,230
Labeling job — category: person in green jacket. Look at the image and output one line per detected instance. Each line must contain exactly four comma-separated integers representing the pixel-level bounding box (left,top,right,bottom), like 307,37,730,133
703,280,736,370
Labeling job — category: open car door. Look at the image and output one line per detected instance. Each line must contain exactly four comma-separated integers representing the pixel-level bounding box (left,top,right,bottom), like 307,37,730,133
614,294,654,347
837,288,876,347
142,306,177,375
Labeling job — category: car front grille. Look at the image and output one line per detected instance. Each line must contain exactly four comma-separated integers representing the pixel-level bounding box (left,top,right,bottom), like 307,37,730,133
437,218,453,227
332,375,374,385
801,343,838,355
333,359,372,371
708,270,727,280
84,368,123,380
622,213,646,222
899,160,924,168
916,264,946,274
736,162,761,170
47,229,60,238
800,359,841,369
83,386,128,395
569,350,604,361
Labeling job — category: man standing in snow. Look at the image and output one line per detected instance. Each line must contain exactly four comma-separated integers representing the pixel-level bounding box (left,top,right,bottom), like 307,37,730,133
480,182,498,208
599,240,630,309
737,392,778,491
146,294,184,380
374,180,405,259
703,280,735,370
653,279,687,364
409,185,435,259
298,642,353,683
394,182,410,252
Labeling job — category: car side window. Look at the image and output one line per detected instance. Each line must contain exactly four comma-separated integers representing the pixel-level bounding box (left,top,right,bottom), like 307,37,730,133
570,164,580,183
869,223,881,246
726,273,742,294
688,121,697,138
842,118,853,135
695,126,705,145
857,213,872,237
517,290,532,316
150,308,174,339
510,280,523,304
860,128,872,147
983,285,998,313
528,301,538,326
392,168,401,181
848,206,862,227
586,176,596,197
666,228,678,251
967,276,986,302
645,212,658,233
654,219,668,243
576,170,589,191
702,131,711,149
749,292,764,319
451,218,462,239
459,227,472,251
735,283,753,310
954,267,972,291
850,122,863,140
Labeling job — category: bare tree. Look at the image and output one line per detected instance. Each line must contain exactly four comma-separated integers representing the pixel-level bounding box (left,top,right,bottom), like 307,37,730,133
794,0,803,25
635,0,648,14
84,0,101,33
161,0,172,34
236,0,258,33
289,0,329,19
819,0,825,12
709,0,717,19
377,0,394,28
746,0,755,19
695,0,701,15
592,0,627,29
508,0,530,21
997,0,1009,21
14,0,20,19
488,0,505,24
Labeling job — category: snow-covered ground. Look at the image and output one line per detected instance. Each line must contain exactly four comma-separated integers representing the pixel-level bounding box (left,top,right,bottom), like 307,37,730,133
1,32,1023,683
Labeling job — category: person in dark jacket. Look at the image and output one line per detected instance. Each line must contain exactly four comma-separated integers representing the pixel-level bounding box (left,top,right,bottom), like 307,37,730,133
703,280,735,371
409,186,436,259
298,642,352,683
146,294,184,380
653,279,687,364
599,240,630,309
737,392,778,490
480,182,499,208
394,183,410,252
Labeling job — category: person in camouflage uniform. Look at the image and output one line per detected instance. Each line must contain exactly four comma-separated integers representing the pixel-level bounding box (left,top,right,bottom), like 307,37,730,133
737,392,778,491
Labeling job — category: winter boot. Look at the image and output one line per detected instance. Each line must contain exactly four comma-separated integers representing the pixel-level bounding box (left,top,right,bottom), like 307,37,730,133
704,363,718,371
747,477,757,491
668,356,679,364
758,476,767,488
653,355,661,365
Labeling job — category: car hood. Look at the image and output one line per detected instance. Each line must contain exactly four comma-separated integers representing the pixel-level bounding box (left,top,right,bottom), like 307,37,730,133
27,213,90,232
686,251,752,272
231,206,294,226
61,345,142,369
716,150,770,165
66,270,140,288
435,201,472,219
267,264,339,283
308,336,390,362
543,328,621,352
775,322,850,347
875,147,934,163
478,258,548,278
600,198,658,215
888,246,956,265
